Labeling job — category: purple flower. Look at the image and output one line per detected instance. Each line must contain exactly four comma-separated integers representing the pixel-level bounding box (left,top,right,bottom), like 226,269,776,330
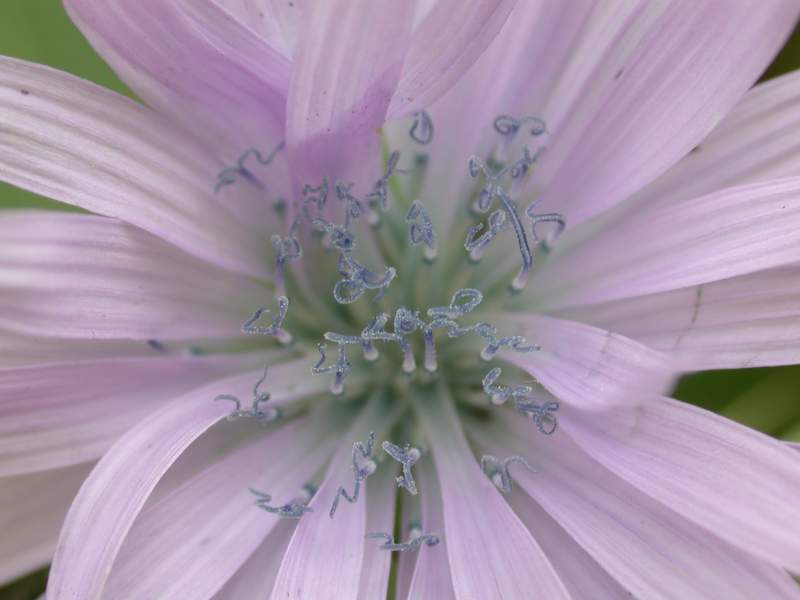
2,1,800,598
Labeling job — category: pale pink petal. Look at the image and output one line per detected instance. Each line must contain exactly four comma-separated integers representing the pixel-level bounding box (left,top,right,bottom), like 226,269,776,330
0,212,265,340
0,57,270,277
471,414,800,599
64,0,289,154
104,415,340,599
0,354,251,476
532,178,800,311
631,70,800,212
530,0,800,227
504,492,631,599
566,396,800,572
415,390,570,600
357,460,397,600
405,458,456,600
213,0,302,58
0,328,158,367
270,397,397,600
0,463,93,586
47,360,324,600
788,442,800,452
496,313,673,411
286,0,415,187
211,520,296,600
386,0,517,118
557,265,800,370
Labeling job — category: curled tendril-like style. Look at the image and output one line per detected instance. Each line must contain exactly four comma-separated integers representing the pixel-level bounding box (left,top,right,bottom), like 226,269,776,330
365,151,402,215
467,157,534,290
480,454,536,493
464,210,507,260
271,220,302,295
312,342,352,395
250,488,314,518
215,142,285,192
493,115,547,138
366,530,440,552
525,200,567,250
214,364,282,422
409,110,434,145
381,441,421,495
335,181,364,229
241,296,291,344
475,323,540,360
302,178,329,223
516,399,560,435
427,288,483,319
482,367,533,406
334,252,397,304
330,432,377,518
406,200,438,261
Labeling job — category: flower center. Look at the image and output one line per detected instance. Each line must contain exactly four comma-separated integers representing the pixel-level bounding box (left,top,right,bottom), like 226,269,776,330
221,112,569,402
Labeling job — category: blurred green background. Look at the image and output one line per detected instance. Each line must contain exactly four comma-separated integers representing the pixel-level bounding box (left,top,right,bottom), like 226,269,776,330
0,2,799,598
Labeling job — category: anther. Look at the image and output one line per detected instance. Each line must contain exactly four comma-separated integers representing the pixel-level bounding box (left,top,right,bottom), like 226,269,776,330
480,455,536,493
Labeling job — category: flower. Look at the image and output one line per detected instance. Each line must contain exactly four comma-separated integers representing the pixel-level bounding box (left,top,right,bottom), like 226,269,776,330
2,1,800,598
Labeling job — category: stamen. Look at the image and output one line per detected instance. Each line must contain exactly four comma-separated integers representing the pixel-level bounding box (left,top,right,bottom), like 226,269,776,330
515,398,560,435
214,364,282,422
480,455,536,493
381,441,421,495
271,219,302,297
215,142,285,192
250,488,314,519
482,367,532,406
241,296,292,344
406,200,438,262
409,110,434,145
366,530,440,552
312,342,352,396
330,432,377,518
